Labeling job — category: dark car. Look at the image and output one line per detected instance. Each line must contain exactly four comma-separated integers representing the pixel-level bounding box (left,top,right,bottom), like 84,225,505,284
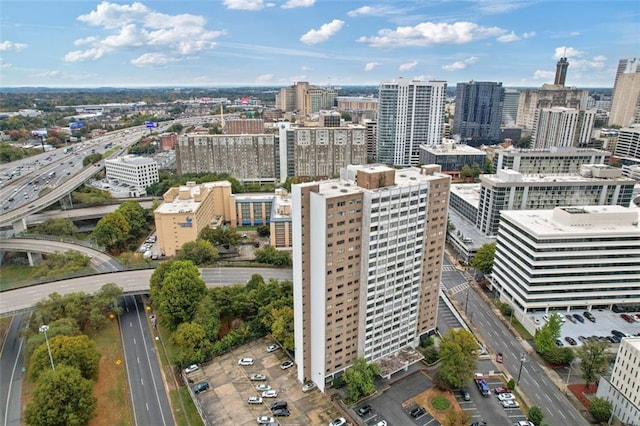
357,405,372,417
271,401,288,411
192,381,209,394
410,406,426,418
565,314,576,323
572,314,585,323
494,386,511,394
609,335,622,343
612,330,628,339
272,408,290,417
583,311,596,322
565,337,578,346
620,314,635,323
460,388,471,401
555,339,564,346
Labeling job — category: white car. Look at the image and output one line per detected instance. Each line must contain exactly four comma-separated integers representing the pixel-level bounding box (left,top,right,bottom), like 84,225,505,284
514,422,535,426
262,390,278,398
256,416,275,424
502,400,520,409
280,360,294,370
329,418,346,426
256,384,271,391
302,381,317,392
266,344,279,353
238,358,255,366
184,364,199,374
247,396,263,404
497,393,515,401
250,374,266,381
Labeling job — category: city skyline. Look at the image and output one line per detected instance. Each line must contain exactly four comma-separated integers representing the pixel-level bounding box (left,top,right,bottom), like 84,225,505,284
1,0,638,88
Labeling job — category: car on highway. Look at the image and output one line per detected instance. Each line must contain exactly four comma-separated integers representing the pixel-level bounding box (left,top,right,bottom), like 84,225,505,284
497,393,515,401
262,390,278,398
280,360,294,370
184,364,199,373
573,314,585,323
239,358,255,366
248,396,263,404
192,381,209,394
357,404,372,416
266,344,279,352
502,400,520,409
256,416,275,424
471,422,488,426
329,418,346,426
256,384,271,391
250,374,267,381
565,337,578,346
302,381,317,392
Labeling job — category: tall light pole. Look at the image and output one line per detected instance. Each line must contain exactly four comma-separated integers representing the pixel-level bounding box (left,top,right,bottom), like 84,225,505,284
464,287,470,315
39,325,55,371
517,354,526,385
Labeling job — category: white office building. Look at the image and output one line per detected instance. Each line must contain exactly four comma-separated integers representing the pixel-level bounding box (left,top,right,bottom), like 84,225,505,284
492,147,610,175
531,107,596,149
596,337,640,425
376,78,447,166
492,206,640,319
105,155,159,195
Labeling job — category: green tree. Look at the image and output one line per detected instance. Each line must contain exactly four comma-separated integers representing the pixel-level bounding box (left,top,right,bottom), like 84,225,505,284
269,306,294,350
543,347,575,365
589,397,612,423
342,358,380,402
31,218,78,237
484,158,494,174
92,211,130,251
460,165,473,179
149,260,180,302
437,328,478,389
514,135,531,149
172,322,210,365
254,245,292,266
192,294,221,343
29,335,100,382
471,163,482,178
82,153,102,166
528,406,544,426
534,313,563,356
471,243,496,275
167,123,184,133
256,225,270,237
24,365,97,426
444,410,471,426
199,226,241,248
177,239,219,265
118,201,149,245
155,261,207,330
576,339,610,390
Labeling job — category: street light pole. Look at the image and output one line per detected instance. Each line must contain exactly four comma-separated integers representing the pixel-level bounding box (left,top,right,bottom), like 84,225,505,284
39,325,55,371
464,287,470,315
517,354,526,385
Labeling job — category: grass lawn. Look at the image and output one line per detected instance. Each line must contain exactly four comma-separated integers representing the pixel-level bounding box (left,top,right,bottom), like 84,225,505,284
414,387,470,425
0,265,35,290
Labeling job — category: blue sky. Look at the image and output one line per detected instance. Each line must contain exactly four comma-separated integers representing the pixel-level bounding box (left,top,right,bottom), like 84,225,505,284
1,0,638,88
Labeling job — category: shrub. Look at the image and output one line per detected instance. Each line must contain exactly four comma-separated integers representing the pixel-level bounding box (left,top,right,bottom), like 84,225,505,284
431,396,450,411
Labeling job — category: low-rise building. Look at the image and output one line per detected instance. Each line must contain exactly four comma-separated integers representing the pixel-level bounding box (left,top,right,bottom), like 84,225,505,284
492,147,610,174
418,141,486,178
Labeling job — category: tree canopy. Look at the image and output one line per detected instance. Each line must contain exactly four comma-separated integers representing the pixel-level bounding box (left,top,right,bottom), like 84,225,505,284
342,358,380,403
29,335,100,382
177,239,219,265
437,328,479,389
576,339,610,390
31,218,78,237
471,243,496,275
589,397,612,423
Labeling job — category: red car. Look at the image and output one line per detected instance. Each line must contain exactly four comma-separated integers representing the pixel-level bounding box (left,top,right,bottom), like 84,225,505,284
496,352,503,363
494,386,511,394
621,314,636,323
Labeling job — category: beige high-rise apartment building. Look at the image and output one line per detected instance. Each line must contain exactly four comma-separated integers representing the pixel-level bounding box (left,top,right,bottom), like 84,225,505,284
276,82,338,114
531,107,596,149
609,73,640,127
292,164,450,391
154,181,236,257
516,85,590,130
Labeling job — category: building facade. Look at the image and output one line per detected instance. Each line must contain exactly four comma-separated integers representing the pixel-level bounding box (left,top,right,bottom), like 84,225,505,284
609,73,640,127
492,206,640,317
104,155,159,193
176,133,277,183
292,164,450,391
613,58,640,99
336,96,378,113
276,82,338,114
234,194,273,226
531,107,596,149
615,127,640,158
270,188,293,249
477,166,636,235
154,181,237,257
224,119,265,135
502,89,520,126
516,85,590,130
492,147,610,174
597,337,640,425
376,78,447,166
453,81,504,144
418,140,486,176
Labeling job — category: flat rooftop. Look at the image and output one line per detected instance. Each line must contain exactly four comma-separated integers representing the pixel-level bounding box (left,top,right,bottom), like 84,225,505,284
450,183,482,206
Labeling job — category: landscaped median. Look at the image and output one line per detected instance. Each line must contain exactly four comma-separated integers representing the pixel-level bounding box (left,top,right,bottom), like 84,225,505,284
413,387,472,425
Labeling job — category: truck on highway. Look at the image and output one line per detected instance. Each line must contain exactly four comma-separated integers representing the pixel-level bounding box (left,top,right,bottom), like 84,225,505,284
474,374,490,397
64,146,73,153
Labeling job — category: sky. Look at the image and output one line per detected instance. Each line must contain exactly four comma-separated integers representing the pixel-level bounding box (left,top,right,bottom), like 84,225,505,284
1,0,639,88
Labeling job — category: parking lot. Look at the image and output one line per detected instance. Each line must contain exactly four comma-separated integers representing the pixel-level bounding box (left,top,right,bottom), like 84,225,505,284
531,309,640,347
456,375,528,426
187,336,343,425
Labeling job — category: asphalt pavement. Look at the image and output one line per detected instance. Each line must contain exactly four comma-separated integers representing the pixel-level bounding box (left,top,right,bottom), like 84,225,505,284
0,313,27,426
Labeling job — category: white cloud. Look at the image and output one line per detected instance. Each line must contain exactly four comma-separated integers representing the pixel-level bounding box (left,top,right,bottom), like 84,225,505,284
222,0,267,10
497,31,519,43
357,21,507,47
34,70,62,78
552,46,606,70
300,19,344,45
533,70,554,80
282,0,314,9
301,65,313,71
0,59,11,69
553,46,584,59
474,1,528,14
64,47,106,62
569,31,580,37
131,53,177,66
347,5,399,17
66,2,223,65
0,41,28,52
364,62,380,71
399,61,417,71
522,32,536,39
256,74,274,82
279,75,307,83
442,56,478,71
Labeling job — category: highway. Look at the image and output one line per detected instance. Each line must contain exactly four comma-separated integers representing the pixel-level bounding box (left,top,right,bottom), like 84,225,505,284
0,313,27,426
441,257,590,426
119,295,174,426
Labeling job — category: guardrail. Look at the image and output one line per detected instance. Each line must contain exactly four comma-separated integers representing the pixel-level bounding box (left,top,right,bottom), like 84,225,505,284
13,233,104,250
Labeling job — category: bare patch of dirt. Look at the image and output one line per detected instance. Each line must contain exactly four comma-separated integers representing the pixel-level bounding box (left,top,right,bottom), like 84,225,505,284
414,387,467,425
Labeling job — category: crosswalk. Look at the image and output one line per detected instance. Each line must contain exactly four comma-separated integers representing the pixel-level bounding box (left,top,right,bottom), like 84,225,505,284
442,265,457,272
447,282,470,296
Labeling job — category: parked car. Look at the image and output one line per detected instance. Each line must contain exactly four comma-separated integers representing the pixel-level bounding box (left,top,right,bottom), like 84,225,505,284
578,336,587,343
280,360,294,370
494,386,511,394
543,314,550,322
573,314,585,323
270,401,288,411
497,393,515,401
514,422,535,426
496,352,503,364
256,416,275,425
410,406,426,418
256,384,271,391
184,364,199,374
565,314,576,323
302,381,317,392
262,390,278,398
248,396,263,404
192,381,209,394
555,339,564,346
582,311,596,322
372,421,387,426
250,374,267,381
460,388,471,401
329,417,346,426
272,408,290,417
266,344,279,353
357,405,372,416
239,358,255,366
502,400,520,409
565,337,578,346
621,314,636,323
532,317,541,325
612,330,629,339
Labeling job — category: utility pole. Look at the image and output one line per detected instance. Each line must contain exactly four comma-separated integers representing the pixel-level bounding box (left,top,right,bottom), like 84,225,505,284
39,325,55,371
517,354,526,385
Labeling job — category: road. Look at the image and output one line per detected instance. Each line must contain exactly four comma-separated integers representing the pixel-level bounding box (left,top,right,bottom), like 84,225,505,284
0,267,294,316
119,295,174,426
440,257,589,426
0,313,27,426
